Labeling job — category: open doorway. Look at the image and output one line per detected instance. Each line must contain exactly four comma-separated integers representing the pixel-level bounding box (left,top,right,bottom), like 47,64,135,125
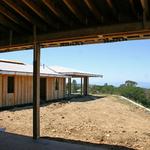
40,78,46,102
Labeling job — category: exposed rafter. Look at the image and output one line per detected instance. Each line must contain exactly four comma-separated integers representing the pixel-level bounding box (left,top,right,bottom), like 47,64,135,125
129,0,138,19
106,0,118,20
42,0,69,25
84,0,102,22
22,0,58,29
63,0,85,23
0,4,31,32
140,0,149,23
2,0,48,30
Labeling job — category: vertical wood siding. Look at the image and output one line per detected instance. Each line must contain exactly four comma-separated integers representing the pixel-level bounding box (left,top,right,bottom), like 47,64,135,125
0,75,66,108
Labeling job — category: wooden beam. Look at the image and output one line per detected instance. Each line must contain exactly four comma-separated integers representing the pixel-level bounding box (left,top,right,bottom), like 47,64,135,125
81,77,83,95
83,77,88,96
2,0,48,30
129,0,138,19
42,0,69,25
106,0,118,20
0,22,150,52
84,0,102,22
22,0,57,29
68,78,71,96
140,0,149,24
63,0,85,23
33,26,40,139
0,4,31,32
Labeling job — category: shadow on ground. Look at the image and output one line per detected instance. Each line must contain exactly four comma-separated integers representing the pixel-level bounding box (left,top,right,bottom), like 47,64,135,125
0,132,135,150
0,95,105,112
41,136,135,150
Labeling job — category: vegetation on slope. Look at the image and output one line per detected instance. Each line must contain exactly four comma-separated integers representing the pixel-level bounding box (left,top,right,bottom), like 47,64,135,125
89,80,150,108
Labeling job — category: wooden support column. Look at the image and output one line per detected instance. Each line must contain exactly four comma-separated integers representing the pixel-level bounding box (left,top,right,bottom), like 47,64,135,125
68,78,71,96
83,77,89,96
33,25,40,139
81,77,83,95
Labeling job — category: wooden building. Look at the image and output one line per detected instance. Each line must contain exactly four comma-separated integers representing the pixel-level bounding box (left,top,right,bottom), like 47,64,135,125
0,60,67,108
0,60,102,108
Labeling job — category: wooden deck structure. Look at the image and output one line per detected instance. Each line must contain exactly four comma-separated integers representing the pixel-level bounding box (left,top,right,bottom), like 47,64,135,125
0,0,150,139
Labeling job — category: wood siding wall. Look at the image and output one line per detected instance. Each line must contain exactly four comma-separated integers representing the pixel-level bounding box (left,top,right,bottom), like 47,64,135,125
0,75,66,108
46,77,66,101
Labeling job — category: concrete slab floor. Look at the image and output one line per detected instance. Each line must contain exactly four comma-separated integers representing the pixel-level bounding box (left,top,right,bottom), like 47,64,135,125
0,132,134,150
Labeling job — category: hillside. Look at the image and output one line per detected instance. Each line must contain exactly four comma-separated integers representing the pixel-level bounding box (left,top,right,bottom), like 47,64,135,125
0,95,150,150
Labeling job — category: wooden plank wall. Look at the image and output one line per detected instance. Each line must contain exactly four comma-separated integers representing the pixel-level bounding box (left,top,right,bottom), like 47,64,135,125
15,75,33,105
46,77,66,101
0,75,66,108
0,75,33,107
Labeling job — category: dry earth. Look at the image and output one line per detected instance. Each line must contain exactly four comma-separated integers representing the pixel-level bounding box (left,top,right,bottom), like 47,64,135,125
0,95,150,150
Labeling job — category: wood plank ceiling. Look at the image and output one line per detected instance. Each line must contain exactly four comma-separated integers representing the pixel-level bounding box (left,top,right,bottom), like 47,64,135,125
0,0,150,52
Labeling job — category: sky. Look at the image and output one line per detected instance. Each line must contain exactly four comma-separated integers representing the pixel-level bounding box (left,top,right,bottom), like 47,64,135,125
0,39,150,87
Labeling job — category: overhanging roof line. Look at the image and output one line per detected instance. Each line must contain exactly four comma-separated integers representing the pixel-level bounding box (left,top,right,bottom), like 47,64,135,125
0,22,150,52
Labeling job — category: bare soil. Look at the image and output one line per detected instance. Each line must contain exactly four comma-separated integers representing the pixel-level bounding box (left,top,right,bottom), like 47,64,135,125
0,95,150,150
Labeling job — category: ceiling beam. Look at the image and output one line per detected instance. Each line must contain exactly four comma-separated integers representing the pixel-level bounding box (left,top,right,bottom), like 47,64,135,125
2,0,48,31
22,0,58,29
42,0,69,25
63,0,85,24
106,0,118,20
84,0,102,22
129,0,138,19
140,0,149,23
0,21,150,52
0,4,31,32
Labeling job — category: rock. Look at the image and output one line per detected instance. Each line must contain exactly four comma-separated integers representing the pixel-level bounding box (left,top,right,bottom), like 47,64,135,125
52,129,56,132
122,130,126,133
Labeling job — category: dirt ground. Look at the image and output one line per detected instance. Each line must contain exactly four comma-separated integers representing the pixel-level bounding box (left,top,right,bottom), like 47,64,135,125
0,95,150,150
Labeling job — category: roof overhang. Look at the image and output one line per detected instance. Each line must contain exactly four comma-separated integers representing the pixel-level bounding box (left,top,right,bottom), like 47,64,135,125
0,0,150,52
0,22,150,52
59,72,103,78
0,70,70,78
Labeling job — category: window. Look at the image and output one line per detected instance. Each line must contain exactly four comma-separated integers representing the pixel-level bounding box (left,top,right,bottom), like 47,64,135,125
55,78,59,91
7,76,14,93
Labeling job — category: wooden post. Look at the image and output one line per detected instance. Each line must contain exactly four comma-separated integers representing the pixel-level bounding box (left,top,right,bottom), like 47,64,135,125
68,78,71,96
33,25,40,139
83,77,88,96
81,77,83,95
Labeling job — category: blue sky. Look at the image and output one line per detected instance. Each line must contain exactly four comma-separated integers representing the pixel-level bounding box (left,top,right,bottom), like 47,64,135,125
0,39,150,87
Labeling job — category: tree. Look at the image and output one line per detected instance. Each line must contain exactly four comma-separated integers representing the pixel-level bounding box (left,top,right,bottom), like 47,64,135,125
125,80,137,87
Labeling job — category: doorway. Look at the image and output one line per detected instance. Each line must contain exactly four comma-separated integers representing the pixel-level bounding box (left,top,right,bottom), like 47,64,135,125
40,78,46,101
